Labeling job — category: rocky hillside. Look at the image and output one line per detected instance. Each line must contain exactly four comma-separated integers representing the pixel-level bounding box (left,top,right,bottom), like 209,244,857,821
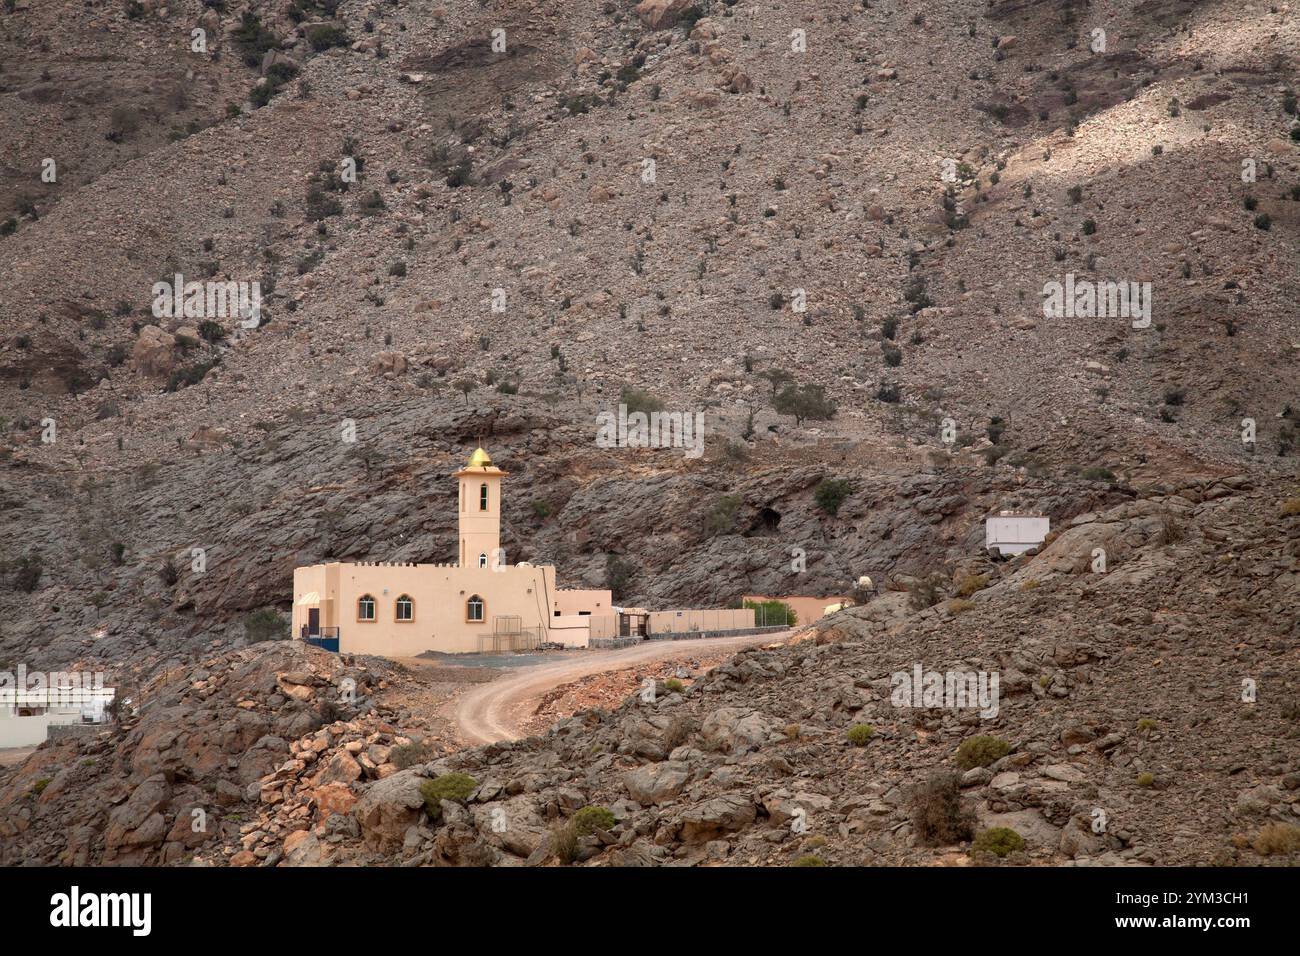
1,0,1296,677
3,482,1297,865
0,0,1297,867
0,638,460,864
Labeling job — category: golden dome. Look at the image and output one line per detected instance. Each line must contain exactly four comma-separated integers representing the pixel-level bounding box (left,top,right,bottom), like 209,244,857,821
466,446,493,468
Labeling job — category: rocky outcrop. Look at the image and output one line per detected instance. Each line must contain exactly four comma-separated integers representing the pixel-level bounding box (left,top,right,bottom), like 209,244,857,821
634,0,694,30
623,761,690,806
353,770,427,854
699,707,774,754
130,325,175,377
0,642,412,866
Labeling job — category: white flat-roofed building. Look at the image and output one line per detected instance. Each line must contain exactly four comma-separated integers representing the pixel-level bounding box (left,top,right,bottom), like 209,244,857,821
0,682,116,748
985,511,1050,556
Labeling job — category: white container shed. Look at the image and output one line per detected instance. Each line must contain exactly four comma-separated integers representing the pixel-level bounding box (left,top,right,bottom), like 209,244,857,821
985,512,1050,556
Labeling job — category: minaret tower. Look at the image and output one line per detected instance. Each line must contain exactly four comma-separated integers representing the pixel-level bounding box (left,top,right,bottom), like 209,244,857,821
454,447,507,568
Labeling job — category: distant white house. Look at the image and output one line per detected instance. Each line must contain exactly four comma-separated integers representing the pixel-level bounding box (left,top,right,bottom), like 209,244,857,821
985,511,1050,556
0,682,115,748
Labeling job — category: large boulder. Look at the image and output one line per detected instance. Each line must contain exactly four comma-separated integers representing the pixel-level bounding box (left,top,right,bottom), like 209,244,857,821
634,0,694,30
310,782,358,819
1031,521,1129,575
368,351,408,377
470,798,548,858
675,793,756,843
624,761,690,806
310,750,362,788
282,829,323,866
103,774,172,862
352,770,427,853
237,735,289,785
131,325,176,377
762,789,833,826
699,707,774,754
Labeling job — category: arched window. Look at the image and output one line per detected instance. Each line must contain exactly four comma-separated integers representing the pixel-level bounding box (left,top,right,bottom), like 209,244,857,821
357,595,376,622
395,595,414,622
460,483,465,512
466,595,484,622
478,552,488,569
479,482,489,511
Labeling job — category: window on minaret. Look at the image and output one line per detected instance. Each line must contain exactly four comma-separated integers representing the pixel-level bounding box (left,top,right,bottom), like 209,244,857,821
467,595,484,621
479,482,489,511
460,483,464,512
478,553,488,569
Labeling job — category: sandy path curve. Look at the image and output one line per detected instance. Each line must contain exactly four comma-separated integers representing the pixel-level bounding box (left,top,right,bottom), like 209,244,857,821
454,631,790,745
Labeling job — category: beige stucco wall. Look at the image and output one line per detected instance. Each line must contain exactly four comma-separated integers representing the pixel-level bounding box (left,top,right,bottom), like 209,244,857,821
292,561,613,655
647,608,755,634
743,594,849,625
588,615,620,641
550,615,592,648
292,564,327,636
552,588,613,617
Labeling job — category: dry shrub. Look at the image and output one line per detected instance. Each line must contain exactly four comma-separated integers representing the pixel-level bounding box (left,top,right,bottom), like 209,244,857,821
909,771,975,846
390,741,432,770
551,822,579,864
1252,823,1300,856
907,573,945,609
1157,510,1186,545
955,573,989,597
955,735,1010,770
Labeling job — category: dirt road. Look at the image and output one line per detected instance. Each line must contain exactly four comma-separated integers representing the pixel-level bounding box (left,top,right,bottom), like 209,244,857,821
453,632,790,745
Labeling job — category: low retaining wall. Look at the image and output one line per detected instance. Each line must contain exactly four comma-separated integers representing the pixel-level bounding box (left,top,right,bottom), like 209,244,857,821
589,636,642,650
588,625,788,650
645,625,789,642
0,718,107,748
47,723,105,741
